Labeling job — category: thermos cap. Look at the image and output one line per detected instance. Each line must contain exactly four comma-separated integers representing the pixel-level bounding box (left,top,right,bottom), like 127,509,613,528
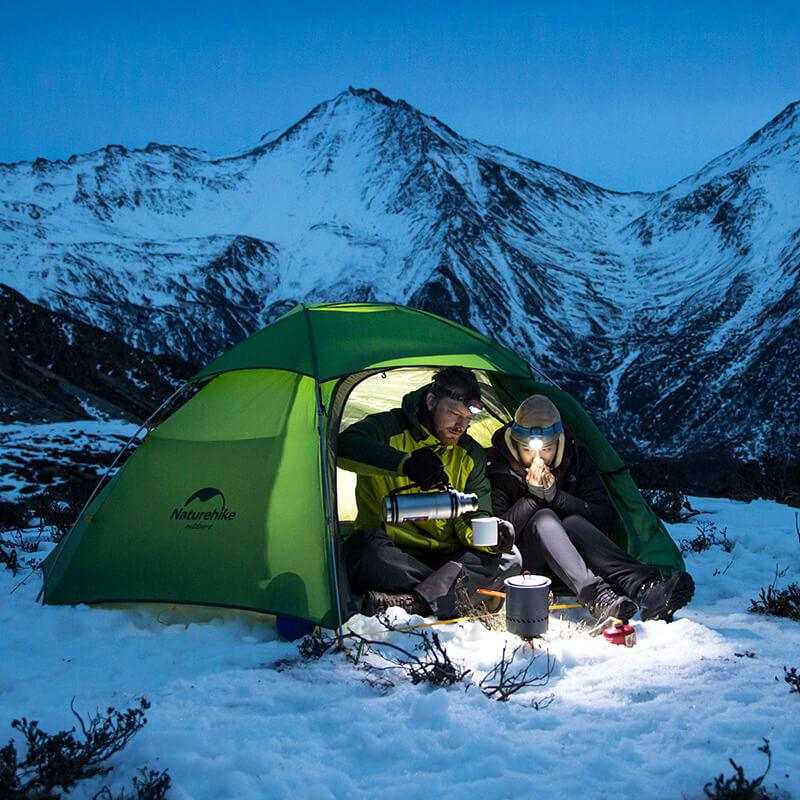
504,574,552,589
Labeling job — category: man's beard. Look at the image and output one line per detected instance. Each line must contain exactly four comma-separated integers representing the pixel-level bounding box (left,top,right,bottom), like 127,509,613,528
439,424,465,443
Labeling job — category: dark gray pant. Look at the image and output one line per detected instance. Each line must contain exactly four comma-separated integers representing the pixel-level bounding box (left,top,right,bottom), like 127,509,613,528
517,509,658,604
344,527,522,617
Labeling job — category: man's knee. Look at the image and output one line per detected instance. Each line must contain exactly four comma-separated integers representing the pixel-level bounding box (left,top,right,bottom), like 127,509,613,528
459,546,520,583
459,548,499,572
343,528,394,575
518,508,557,539
344,528,428,594
345,527,392,554
561,514,612,547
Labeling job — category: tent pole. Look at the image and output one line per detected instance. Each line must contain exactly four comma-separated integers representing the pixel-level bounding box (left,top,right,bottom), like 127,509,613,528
528,361,564,390
314,378,345,641
301,304,345,639
71,381,191,523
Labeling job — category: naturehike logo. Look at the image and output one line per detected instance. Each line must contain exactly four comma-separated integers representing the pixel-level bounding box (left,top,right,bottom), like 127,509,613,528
171,487,237,530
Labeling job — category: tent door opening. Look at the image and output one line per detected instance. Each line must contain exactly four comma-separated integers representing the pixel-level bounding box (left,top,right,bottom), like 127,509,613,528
327,367,511,527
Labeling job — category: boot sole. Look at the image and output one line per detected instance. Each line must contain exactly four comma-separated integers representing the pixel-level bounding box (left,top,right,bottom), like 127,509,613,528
641,573,695,622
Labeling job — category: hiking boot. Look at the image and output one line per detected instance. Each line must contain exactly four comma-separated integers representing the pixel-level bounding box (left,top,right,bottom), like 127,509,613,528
586,584,638,623
362,590,429,617
636,572,695,622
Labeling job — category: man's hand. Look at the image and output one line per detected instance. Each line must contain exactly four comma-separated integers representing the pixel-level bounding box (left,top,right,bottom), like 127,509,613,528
493,519,515,553
526,456,556,502
402,447,448,489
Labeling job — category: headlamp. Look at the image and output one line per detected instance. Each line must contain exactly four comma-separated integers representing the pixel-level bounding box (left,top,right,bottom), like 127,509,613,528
530,437,544,451
431,383,484,415
511,420,563,441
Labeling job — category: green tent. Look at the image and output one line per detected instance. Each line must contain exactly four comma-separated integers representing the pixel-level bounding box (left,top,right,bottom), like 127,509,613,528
41,302,684,627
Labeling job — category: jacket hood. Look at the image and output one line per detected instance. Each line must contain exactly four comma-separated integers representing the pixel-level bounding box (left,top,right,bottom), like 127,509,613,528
491,421,574,478
490,423,526,478
491,423,509,452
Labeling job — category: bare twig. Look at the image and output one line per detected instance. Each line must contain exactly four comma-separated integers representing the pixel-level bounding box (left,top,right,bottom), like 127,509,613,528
345,624,471,687
713,556,736,577
0,539,20,575
293,617,557,705
297,630,336,660
703,738,773,799
749,579,800,621
478,642,554,702
680,520,735,555
2,698,157,799
778,666,800,695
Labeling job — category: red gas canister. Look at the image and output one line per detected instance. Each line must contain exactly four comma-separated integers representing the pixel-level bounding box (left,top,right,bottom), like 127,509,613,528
602,622,637,647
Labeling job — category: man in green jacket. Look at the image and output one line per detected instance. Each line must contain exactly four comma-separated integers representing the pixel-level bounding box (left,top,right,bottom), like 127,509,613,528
338,367,520,618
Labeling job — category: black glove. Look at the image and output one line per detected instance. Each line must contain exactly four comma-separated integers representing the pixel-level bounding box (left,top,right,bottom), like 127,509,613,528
402,448,447,489
494,519,516,554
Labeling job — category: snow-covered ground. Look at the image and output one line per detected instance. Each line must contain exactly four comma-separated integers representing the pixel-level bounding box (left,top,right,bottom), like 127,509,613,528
2,497,798,799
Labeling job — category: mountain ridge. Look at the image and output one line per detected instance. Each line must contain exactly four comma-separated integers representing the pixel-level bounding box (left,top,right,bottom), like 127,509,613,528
1,87,798,495
5,87,798,195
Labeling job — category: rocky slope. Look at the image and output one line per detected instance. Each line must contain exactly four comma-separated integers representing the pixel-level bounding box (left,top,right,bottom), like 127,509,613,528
0,284,193,423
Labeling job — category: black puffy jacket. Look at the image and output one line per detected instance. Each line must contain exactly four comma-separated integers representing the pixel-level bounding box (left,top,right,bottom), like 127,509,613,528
485,424,616,536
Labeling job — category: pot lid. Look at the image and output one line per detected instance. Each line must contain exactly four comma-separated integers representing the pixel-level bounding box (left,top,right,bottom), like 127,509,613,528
504,574,551,589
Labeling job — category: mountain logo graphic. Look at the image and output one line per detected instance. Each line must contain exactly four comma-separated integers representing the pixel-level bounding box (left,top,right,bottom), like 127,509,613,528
170,486,237,529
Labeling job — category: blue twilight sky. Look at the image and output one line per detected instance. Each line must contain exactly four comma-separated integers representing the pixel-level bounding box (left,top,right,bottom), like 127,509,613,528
1,1,798,191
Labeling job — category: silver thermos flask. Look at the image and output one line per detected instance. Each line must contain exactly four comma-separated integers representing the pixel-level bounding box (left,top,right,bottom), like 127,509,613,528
383,487,479,524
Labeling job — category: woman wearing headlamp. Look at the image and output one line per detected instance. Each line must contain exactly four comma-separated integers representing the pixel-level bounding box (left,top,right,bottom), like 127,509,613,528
486,395,694,622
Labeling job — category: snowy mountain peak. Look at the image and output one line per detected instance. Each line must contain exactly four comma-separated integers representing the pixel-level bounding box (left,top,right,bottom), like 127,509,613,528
746,99,800,147
247,86,463,159
343,85,397,107
694,98,800,182
1,139,203,174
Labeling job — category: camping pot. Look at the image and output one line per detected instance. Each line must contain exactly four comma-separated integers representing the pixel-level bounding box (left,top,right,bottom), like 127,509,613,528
504,574,552,638
383,488,479,524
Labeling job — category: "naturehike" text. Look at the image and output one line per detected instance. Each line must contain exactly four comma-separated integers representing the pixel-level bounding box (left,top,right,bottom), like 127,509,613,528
170,507,237,522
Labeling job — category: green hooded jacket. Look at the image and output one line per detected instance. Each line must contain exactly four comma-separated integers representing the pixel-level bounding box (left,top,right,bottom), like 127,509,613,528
337,384,493,553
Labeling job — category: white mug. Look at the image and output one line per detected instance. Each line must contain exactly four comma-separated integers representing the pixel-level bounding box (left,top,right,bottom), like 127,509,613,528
471,516,499,546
